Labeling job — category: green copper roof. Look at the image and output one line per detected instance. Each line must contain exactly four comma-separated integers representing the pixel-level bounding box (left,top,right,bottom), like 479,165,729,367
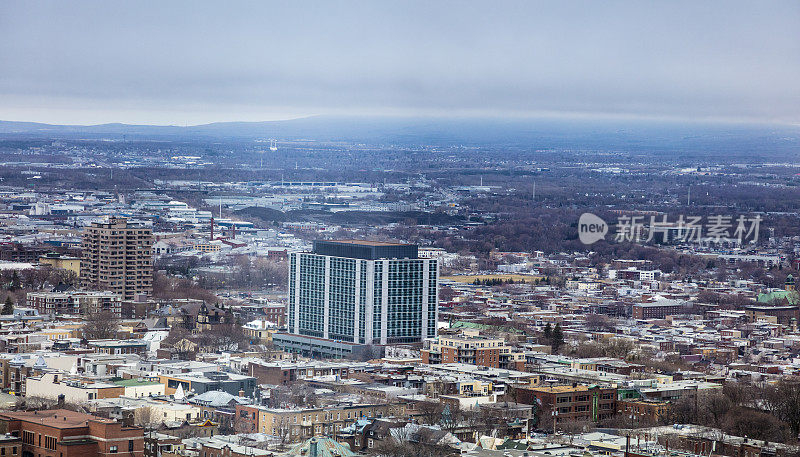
452,320,523,333
282,437,356,457
757,290,799,305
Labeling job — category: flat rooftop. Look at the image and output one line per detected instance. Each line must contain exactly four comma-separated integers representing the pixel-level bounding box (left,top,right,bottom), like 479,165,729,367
0,409,113,428
324,239,407,246
113,379,161,387
528,385,598,393
312,239,418,260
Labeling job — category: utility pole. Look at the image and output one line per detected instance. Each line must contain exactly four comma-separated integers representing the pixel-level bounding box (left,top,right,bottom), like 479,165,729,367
625,434,630,457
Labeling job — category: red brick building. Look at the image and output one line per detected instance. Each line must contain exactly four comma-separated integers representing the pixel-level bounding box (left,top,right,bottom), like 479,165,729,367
617,399,670,425
233,405,261,433
508,385,617,424
0,409,144,457
632,300,685,319
262,304,286,327
0,435,21,457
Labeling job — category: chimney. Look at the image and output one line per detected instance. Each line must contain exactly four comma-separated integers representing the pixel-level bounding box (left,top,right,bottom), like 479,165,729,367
238,389,245,397
210,216,214,241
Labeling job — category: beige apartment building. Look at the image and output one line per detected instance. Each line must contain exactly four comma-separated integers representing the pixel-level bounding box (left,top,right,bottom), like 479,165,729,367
236,403,406,439
39,252,81,276
422,329,526,370
81,217,154,300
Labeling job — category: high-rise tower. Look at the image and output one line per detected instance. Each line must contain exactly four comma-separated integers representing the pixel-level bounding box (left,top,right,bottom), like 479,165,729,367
81,217,153,300
277,240,438,357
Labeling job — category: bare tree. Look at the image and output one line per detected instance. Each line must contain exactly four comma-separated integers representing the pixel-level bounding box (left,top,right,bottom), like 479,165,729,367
134,406,159,430
722,407,791,443
585,314,615,332
701,391,733,428
417,401,444,425
559,420,595,443
370,434,451,457
289,384,319,408
197,322,248,352
763,380,800,438
267,386,293,408
81,311,119,339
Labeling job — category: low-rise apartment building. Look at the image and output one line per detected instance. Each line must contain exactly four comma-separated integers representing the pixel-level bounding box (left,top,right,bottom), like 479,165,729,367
617,398,670,425
0,409,144,457
235,402,407,439
632,299,687,319
246,360,371,386
160,371,257,397
27,291,122,317
38,253,81,276
89,340,148,355
421,330,525,370
509,384,617,424
26,373,125,403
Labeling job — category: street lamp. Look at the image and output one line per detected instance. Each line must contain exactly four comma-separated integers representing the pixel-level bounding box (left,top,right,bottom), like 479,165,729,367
551,410,558,435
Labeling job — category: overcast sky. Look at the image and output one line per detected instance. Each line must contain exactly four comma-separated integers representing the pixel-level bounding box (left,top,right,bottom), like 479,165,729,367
0,1,798,125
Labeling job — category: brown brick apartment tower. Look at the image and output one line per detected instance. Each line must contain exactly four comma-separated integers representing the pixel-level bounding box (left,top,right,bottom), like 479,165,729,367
81,217,153,300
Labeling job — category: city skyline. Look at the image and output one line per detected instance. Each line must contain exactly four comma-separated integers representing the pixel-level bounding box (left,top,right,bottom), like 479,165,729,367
2,2,800,454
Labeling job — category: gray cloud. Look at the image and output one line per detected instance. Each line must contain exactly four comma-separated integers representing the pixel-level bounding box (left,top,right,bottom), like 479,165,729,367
0,0,798,124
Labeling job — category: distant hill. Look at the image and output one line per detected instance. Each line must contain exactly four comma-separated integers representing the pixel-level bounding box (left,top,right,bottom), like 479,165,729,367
1,116,799,158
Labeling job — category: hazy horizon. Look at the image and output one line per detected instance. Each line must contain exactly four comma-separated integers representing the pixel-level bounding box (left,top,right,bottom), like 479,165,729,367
4,112,800,130
1,1,799,126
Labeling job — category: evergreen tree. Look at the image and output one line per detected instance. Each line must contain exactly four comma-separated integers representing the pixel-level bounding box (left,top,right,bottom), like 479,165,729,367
543,322,552,341
2,297,13,315
551,322,565,353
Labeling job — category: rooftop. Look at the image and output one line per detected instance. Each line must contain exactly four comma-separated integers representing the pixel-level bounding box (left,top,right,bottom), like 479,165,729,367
319,239,407,247
311,239,418,260
528,385,598,393
0,409,114,428
113,379,161,387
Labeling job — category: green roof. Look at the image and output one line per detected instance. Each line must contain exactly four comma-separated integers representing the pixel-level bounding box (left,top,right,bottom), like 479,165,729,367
757,290,799,305
113,379,161,387
451,320,523,334
497,439,528,450
282,437,355,457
